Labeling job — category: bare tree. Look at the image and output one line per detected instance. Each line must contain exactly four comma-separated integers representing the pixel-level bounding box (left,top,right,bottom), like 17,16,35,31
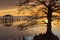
36,0,60,34
17,0,60,34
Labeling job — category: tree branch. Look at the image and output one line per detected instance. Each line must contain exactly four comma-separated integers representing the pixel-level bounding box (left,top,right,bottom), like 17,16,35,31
54,6,60,12
19,0,30,6
51,0,59,6
37,0,48,7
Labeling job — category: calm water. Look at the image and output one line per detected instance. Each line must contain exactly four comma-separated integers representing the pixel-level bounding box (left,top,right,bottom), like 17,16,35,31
0,17,60,40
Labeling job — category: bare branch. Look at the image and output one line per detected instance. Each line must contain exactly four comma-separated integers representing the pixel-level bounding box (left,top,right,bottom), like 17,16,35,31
51,0,59,7
55,10,60,13
19,0,30,6
37,0,47,7
54,6,60,13
17,6,36,14
17,19,37,30
37,7,48,14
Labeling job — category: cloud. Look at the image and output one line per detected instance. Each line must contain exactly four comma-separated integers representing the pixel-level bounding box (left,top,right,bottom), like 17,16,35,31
0,0,18,9
0,0,39,10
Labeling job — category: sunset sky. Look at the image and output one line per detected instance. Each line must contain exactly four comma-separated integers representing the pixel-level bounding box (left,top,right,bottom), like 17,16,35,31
0,0,43,16
0,0,18,16
0,0,60,16
0,0,60,40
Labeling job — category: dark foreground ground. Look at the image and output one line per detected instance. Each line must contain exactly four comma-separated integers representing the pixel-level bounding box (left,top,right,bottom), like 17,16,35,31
33,32,59,40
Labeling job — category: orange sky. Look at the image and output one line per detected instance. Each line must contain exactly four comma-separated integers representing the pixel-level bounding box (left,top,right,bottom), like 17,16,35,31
0,9,33,16
0,5,60,16
0,0,60,16
0,5,43,16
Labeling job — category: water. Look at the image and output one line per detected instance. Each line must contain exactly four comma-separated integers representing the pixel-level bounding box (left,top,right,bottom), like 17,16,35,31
52,20,60,39
0,16,60,40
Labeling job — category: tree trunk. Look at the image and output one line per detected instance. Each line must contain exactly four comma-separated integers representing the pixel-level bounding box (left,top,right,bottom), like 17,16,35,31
46,6,52,34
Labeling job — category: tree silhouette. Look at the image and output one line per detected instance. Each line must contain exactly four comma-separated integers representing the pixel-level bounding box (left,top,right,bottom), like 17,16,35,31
17,0,60,34
17,0,60,40
37,0,60,34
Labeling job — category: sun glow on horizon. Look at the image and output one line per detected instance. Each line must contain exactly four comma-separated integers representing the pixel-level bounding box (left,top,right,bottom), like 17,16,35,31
0,8,18,16
0,5,60,16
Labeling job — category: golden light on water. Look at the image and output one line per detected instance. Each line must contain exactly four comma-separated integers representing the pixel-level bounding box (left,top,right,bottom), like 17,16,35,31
44,20,48,23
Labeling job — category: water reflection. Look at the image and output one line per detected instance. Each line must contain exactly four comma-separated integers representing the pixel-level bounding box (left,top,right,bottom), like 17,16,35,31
1,14,13,27
0,15,60,40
